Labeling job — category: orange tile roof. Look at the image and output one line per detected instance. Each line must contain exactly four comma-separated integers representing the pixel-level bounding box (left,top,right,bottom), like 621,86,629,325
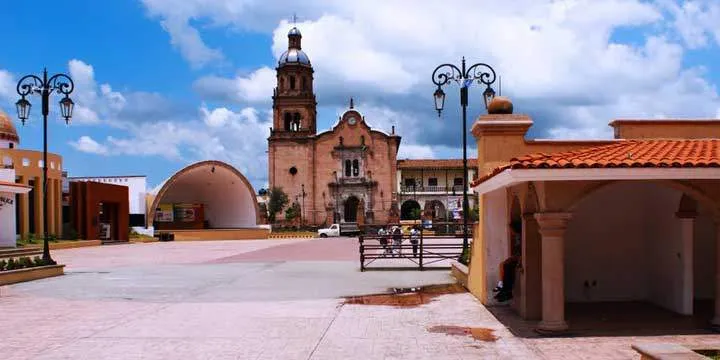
397,159,478,169
471,139,720,187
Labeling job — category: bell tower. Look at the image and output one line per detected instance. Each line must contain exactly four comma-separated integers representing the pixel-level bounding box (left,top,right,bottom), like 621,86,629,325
271,26,317,135
268,25,317,222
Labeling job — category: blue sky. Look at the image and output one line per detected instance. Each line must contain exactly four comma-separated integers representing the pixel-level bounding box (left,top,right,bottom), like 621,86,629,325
1,0,720,191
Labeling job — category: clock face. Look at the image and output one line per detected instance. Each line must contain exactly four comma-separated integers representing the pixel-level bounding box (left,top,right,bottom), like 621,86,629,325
348,116,357,125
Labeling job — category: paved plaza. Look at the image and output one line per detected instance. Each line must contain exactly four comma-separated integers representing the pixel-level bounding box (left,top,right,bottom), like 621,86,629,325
1,238,719,359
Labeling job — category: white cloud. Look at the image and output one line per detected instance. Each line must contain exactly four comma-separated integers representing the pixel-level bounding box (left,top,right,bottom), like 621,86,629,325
160,17,224,68
168,0,720,145
0,70,15,101
194,66,275,103
398,144,435,159
70,136,108,155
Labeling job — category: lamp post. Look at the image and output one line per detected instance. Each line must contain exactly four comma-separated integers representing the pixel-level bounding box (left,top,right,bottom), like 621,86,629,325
431,58,496,260
15,69,75,265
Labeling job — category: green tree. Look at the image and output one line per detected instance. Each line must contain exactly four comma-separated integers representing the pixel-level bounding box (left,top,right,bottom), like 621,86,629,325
267,187,289,223
285,201,301,221
410,207,422,220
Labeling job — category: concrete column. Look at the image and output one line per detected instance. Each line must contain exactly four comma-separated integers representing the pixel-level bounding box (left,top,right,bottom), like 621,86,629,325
520,213,542,320
676,211,696,315
712,219,720,326
534,212,572,333
18,176,28,237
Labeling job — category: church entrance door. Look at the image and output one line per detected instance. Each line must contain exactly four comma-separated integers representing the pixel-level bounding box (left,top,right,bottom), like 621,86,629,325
344,196,359,222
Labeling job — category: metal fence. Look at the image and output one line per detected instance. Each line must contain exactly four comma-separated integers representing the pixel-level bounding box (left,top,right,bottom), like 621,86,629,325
358,223,471,271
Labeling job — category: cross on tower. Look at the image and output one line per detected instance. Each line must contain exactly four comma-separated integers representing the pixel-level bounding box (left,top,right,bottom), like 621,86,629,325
292,13,297,25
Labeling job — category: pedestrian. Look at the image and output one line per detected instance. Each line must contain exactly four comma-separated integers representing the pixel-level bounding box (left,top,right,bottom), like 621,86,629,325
409,226,419,258
392,226,403,257
377,227,389,257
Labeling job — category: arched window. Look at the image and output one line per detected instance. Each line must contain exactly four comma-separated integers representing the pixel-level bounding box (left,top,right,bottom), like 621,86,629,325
290,76,296,90
360,136,365,145
292,112,301,131
344,160,352,177
284,113,292,131
352,159,359,177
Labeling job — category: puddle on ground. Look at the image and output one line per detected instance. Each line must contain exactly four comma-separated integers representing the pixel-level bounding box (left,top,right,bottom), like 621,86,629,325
427,325,498,342
343,284,465,308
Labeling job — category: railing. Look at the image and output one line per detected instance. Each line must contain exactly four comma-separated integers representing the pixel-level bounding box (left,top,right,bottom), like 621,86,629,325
399,185,465,193
358,222,471,271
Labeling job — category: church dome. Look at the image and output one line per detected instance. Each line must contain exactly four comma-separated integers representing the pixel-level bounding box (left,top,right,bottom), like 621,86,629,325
0,109,19,143
288,27,301,36
279,26,311,67
278,49,311,66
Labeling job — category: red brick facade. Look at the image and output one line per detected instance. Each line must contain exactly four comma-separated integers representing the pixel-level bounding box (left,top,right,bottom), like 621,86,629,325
268,28,401,226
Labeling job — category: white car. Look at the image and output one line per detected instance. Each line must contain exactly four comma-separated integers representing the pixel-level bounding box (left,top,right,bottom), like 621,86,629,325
317,223,361,237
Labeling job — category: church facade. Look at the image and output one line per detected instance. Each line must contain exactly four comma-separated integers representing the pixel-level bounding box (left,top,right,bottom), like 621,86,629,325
268,26,401,226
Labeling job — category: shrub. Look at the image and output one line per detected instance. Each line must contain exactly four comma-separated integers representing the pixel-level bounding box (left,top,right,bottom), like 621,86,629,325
19,257,33,268
33,256,44,266
0,259,6,271
24,233,37,244
47,234,58,242
6,258,17,270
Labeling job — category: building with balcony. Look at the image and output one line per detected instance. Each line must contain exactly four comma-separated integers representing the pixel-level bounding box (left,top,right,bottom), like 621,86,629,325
396,159,477,221
0,110,63,242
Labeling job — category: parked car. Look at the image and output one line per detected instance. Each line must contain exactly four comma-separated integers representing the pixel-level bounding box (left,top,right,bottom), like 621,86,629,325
317,223,361,237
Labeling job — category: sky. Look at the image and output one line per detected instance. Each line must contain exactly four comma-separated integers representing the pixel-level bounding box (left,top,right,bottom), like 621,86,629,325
1,0,720,191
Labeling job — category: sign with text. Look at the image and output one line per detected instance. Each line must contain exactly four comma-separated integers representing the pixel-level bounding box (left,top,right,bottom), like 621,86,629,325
155,204,174,222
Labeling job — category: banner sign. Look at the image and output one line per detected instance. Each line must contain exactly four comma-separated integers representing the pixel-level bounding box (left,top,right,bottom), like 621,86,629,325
155,204,174,222
174,204,203,222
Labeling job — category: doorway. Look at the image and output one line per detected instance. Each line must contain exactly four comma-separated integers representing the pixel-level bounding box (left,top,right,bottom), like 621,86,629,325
344,196,359,223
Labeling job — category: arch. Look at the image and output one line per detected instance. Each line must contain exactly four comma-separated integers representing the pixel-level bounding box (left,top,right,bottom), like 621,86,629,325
148,160,260,229
290,76,296,90
284,113,292,131
301,76,307,90
401,200,421,220
344,195,359,222
352,159,359,177
292,112,301,131
424,200,446,220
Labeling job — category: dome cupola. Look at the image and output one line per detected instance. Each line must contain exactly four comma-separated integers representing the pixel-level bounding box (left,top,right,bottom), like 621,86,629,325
0,109,19,147
278,26,311,66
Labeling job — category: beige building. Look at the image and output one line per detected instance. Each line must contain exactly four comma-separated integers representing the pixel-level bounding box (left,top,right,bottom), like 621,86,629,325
396,159,476,221
468,96,720,333
0,110,63,240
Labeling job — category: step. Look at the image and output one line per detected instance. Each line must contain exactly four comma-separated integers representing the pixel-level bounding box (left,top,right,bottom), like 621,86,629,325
0,247,43,259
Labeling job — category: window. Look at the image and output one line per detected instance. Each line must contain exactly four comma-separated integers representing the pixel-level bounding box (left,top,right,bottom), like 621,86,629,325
284,113,292,131
290,76,296,90
291,112,301,131
404,178,415,187
428,178,438,186
352,159,359,177
454,177,464,186
301,77,306,90
344,160,352,177
360,136,365,145
8,143,13,149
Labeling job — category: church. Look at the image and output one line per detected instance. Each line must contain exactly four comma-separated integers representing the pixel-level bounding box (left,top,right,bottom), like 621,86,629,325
268,26,402,226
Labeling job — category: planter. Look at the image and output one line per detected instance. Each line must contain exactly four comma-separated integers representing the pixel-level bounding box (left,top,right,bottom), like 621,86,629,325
269,232,316,239
450,260,469,289
0,264,65,286
24,240,102,251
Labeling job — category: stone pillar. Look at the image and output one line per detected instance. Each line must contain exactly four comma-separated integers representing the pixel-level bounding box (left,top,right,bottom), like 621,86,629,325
18,176,29,237
520,213,542,320
534,212,572,333
676,211,696,315
712,218,720,326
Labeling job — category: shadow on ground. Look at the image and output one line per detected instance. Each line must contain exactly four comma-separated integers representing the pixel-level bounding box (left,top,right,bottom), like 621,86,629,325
488,300,719,338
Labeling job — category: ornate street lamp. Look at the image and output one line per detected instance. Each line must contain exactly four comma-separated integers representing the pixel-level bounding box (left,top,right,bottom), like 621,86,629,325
15,68,75,264
431,58,496,261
